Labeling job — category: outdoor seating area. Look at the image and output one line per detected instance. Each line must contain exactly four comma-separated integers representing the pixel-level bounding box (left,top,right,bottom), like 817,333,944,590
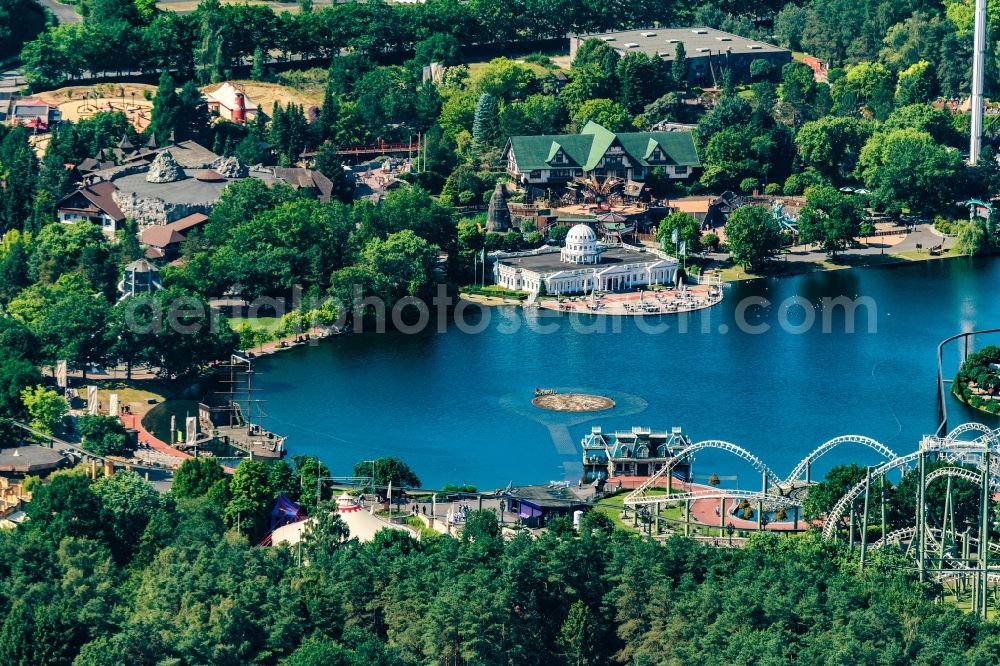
542,283,723,316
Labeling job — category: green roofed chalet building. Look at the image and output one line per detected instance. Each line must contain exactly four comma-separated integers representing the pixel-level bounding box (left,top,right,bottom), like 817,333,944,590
502,121,700,188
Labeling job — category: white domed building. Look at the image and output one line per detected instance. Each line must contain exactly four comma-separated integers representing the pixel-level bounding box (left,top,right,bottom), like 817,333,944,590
493,223,678,296
561,224,601,264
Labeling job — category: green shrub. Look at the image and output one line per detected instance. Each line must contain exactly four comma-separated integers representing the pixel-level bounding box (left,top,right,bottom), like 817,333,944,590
79,414,133,457
934,216,955,235
522,53,553,67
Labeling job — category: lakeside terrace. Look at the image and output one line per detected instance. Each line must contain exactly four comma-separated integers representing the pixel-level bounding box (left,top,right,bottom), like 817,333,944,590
494,242,679,295
540,282,722,315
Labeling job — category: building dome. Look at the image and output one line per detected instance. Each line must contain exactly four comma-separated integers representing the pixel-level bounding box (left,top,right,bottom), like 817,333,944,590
561,224,601,265
566,224,597,244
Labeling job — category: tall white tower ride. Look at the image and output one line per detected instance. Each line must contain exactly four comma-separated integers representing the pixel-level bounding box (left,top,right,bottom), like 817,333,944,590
970,0,989,165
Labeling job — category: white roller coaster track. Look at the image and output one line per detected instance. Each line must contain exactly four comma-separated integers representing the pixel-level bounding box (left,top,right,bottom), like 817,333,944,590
623,440,782,508
783,435,898,486
823,444,1000,538
624,488,800,508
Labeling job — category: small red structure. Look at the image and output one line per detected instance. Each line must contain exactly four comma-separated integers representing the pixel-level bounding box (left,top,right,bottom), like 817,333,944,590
8,98,60,132
800,56,828,82
204,82,258,124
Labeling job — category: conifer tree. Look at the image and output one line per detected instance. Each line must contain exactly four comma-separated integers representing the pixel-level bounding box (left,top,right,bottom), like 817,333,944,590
472,92,499,149
313,141,355,203
672,42,687,89
149,71,179,144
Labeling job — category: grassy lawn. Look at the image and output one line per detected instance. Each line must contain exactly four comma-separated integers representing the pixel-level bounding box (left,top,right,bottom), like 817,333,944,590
595,488,685,533
403,516,443,540
91,378,176,416
228,316,284,333
891,248,960,261
466,53,566,80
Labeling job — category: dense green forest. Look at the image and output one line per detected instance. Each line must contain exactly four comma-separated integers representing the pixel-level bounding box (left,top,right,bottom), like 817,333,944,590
3,460,1000,665
12,0,998,98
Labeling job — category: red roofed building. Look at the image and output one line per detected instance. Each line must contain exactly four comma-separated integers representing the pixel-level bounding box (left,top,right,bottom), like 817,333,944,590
9,98,60,131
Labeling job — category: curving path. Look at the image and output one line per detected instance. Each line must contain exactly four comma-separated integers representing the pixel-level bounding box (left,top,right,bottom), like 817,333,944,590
121,412,192,464
36,0,81,24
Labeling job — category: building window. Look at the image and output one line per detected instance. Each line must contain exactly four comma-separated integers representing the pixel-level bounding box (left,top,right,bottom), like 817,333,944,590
552,169,572,178
675,166,688,175
529,170,541,179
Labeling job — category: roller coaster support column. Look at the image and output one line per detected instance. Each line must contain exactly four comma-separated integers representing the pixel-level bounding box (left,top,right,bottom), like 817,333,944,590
719,497,725,528
793,506,799,531
860,467,871,572
961,527,972,592
684,500,691,537
804,461,810,484
916,451,927,582
848,506,855,549
762,470,769,496
963,528,971,597
979,453,990,619
655,501,660,535
757,500,763,530
880,475,887,546
940,476,953,565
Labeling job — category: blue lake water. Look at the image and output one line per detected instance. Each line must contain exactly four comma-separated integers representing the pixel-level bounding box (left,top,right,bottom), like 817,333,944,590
254,256,1000,490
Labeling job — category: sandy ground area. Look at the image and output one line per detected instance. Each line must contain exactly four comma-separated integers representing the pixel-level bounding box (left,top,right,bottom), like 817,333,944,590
155,0,332,13
532,393,615,412
32,84,157,138
31,80,316,127
33,83,157,109
271,509,414,547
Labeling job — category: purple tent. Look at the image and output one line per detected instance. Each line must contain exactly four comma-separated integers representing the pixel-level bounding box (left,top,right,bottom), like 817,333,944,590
268,493,306,531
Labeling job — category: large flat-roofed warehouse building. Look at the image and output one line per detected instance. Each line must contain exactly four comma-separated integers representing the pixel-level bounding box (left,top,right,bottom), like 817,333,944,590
569,27,791,85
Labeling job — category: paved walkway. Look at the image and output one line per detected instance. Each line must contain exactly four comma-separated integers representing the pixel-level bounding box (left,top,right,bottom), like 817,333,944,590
121,412,192,466
36,0,80,23
783,225,949,263
704,224,954,280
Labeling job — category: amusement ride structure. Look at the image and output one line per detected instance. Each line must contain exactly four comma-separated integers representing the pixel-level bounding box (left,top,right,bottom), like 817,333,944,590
621,422,1000,618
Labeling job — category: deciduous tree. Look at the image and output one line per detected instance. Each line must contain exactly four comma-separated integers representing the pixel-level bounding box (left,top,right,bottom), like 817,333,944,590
724,205,783,271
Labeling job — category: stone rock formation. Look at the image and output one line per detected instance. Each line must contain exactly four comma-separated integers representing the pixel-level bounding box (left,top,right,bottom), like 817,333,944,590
211,156,247,179
145,150,185,183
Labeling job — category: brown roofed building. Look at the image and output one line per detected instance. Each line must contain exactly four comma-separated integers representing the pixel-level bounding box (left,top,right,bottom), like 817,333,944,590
139,212,208,261
271,168,337,203
57,181,126,236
